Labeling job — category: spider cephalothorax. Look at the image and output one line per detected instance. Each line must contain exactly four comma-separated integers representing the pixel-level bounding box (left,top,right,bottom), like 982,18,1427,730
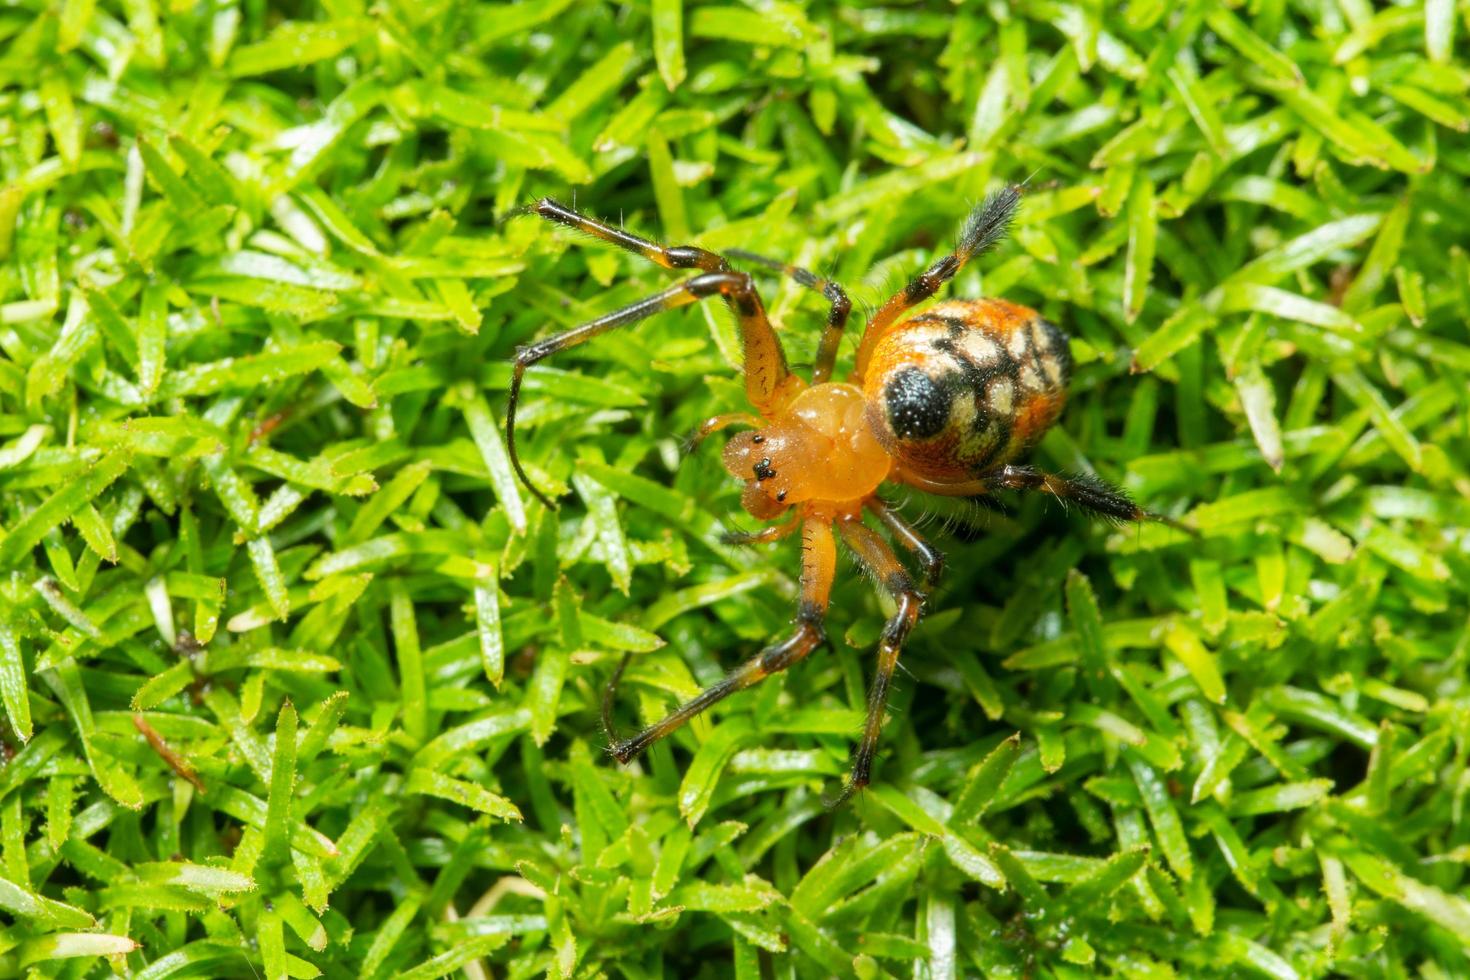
721,383,889,520
506,184,1188,804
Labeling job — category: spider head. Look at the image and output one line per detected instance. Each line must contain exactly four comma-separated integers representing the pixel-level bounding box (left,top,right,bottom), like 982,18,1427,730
720,383,892,520
723,428,797,519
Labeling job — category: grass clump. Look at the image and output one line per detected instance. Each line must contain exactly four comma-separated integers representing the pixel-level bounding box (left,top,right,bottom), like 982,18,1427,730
2,0,1469,976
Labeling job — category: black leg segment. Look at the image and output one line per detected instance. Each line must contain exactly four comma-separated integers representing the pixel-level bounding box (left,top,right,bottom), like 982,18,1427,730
829,519,925,806
529,198,728,272
729,248,853,384
867,497,946,589
979,464,1195,532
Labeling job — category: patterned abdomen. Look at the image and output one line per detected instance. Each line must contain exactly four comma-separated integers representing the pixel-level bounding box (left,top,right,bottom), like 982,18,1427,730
861,298,1071,483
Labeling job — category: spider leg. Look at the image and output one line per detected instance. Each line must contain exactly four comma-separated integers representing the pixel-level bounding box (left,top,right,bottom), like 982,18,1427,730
719,515,800,547
529,198,728,272
900,464,1195,533
852,184,1023,382
690,412,762,451
603,518,836,763
987,465,1196,533
509,271,791,507
527,202,795,399
728,249,853,385
828,519,924,807
866,496,946,589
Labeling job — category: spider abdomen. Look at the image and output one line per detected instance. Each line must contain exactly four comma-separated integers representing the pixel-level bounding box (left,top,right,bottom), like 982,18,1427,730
861,298,1071,482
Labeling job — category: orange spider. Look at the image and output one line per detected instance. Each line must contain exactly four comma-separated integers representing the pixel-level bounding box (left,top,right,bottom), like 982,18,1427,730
506,185,1187,804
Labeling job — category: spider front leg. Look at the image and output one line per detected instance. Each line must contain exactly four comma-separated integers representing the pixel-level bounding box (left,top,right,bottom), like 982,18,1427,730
853,184,1022,381
603,518,836,763
508,271,792,507
829,518,924,806
525,200,796,404
728,249,852,384
529,198,728,272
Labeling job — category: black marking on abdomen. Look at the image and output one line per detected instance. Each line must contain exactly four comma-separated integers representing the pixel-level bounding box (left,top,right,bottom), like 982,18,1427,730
929,336,1016,470
932,336,1014,393
907,312,974,335
884,367,952,440
1035,317,1072,387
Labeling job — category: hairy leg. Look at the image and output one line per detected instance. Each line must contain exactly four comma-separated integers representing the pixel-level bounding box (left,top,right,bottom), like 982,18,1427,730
830,519,924,806
603,518,837,763
529,198,727,272
897,463,1194,532
866,497,946,589
729,249,853,384
853,185,1022,381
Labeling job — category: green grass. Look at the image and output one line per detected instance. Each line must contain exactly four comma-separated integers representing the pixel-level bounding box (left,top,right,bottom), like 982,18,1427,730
1,0,1469,976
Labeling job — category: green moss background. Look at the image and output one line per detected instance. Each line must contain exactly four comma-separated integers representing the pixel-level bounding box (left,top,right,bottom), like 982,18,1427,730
2,0,1470,976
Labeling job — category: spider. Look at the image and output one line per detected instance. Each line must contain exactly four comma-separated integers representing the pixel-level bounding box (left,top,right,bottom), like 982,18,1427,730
506,184,1188,805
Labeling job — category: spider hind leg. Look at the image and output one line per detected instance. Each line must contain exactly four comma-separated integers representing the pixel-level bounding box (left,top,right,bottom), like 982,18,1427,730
986,465,1195,533
854,184,1023,380
903,464,1195,534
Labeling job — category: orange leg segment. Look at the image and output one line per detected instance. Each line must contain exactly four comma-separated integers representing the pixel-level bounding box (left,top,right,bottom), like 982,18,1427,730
852,185,1022,382
509,202,802,507
603,518,836,763
729,248,853,384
